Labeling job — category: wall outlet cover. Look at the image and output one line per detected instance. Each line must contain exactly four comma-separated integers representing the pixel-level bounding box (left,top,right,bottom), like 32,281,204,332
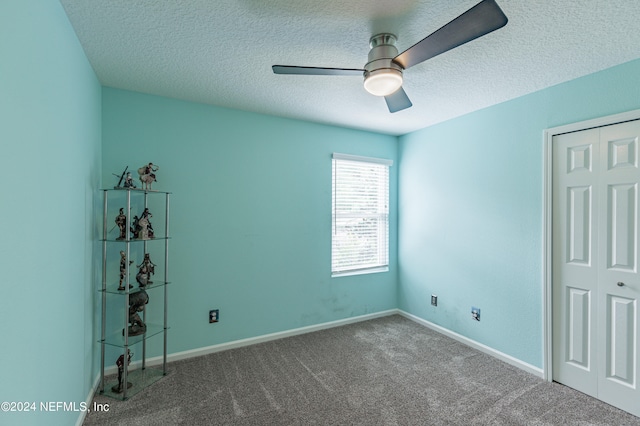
471,307,480,321
209,309,219,323
431,295,438,306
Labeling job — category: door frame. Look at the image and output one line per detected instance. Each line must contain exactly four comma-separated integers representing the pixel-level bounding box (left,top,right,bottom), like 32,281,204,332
542,108,640,382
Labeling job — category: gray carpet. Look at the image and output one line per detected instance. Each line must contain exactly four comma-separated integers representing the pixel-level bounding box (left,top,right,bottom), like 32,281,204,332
83,315,640,425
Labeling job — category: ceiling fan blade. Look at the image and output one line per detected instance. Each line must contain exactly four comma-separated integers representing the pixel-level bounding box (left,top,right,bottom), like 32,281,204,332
272,65,364,76
393,0,508,70
385,87,412,113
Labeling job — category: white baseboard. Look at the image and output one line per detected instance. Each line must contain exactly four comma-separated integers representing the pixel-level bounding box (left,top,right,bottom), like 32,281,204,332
83,310,396,423
398,310,544,378
75,372,101,426
104,309,398,375
83,307,542,421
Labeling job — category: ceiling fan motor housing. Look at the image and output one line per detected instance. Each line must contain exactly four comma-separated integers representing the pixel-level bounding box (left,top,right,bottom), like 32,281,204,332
364,33,403,96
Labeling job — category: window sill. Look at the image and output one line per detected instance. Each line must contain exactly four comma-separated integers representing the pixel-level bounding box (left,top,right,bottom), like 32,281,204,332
331,266,389,278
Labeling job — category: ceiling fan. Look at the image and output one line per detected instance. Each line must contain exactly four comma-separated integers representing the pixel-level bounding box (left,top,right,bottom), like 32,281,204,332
272,0,507,113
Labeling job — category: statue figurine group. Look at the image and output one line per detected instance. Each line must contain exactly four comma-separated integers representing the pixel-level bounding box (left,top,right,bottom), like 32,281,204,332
115,205,157,291
118,251,157,291
112,287,147,393
115,207,154,241
109,162,161,394
112,285,149,392
113,162,160,191
117,251,152,341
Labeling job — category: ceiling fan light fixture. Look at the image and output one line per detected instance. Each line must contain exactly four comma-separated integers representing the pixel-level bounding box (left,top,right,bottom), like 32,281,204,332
272,0,509,113
363,69,403,97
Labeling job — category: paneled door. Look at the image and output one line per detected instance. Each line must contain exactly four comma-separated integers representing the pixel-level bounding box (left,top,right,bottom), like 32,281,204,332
552,120,640,417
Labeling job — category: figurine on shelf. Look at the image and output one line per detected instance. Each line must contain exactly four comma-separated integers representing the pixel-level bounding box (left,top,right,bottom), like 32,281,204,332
118,251,134,291
112,166,129,189
141,208,155,239
129,215,140,239
115,208,127,240
112,349,133,393
136,253,156,288
130,208,154,240
138,162,159,191
125,290,149,337
123,172,137,189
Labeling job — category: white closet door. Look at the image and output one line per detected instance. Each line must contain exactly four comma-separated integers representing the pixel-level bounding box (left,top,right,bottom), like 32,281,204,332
553,120,640,417
596,121,639,416
553,128,600,398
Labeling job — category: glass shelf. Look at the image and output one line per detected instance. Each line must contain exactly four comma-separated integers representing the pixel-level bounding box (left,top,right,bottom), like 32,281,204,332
100,367,167,400
100,187,170,399
101,282,171,295
102,188,172,195
100,236,171,243
102,324,167,348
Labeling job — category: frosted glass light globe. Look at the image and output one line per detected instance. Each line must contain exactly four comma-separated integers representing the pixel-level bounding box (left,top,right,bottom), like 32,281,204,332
364,70,403,96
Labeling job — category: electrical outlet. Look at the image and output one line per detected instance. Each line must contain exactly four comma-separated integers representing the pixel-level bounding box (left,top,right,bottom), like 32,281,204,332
209,309,219,323
471,307,480,321
431,295,438,306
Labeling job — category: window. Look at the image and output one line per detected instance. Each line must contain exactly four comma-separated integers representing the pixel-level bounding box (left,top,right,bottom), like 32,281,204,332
332,153,392,276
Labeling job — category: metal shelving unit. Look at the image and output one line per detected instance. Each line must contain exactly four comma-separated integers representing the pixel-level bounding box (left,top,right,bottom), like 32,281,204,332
99,188,170,400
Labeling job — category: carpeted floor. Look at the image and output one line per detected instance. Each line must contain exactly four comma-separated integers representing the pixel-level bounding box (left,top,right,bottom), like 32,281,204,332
83,315,640,425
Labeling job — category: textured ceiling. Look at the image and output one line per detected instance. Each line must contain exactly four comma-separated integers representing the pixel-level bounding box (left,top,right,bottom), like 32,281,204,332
60,0,640,136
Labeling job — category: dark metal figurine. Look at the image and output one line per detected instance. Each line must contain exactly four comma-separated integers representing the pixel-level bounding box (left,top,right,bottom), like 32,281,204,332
130,208,154,240
112,349,133,393
123,171,137,188
125,290,149,337
115,208,127,240
112,166,138,189
118,250,134,291
129,215,139,239
136,253,156,288
112,166,129,189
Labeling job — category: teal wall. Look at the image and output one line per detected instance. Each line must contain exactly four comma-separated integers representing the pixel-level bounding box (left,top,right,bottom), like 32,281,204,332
102,88,398,357
398,58,640,368
5,0,640,421
0,1,101,425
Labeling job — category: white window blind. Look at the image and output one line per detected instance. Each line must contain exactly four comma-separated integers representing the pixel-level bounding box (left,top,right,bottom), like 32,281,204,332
332,153,392,276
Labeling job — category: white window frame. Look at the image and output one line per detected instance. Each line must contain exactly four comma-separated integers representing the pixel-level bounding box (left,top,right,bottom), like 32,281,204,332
331,153,392,277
